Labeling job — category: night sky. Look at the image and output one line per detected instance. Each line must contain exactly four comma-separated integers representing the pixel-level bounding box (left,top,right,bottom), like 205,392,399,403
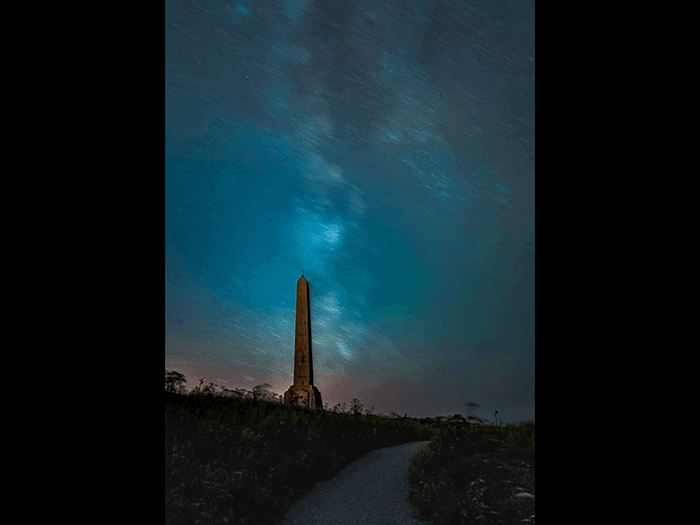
165,0,534,424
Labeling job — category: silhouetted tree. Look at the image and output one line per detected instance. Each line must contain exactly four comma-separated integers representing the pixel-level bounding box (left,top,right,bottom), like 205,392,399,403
351,398,364,416
447,414,467,433
465,402,480,416
252,383,272,401
202,382,218,394
165,370,187,393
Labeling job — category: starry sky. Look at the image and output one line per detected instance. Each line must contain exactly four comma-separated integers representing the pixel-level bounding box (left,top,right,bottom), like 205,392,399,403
165,0,534,424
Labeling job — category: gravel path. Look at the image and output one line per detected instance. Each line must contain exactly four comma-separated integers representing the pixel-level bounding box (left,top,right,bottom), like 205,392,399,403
276,440,432,525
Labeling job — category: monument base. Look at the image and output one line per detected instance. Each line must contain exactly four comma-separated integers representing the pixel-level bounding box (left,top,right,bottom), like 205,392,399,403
284,384,323,408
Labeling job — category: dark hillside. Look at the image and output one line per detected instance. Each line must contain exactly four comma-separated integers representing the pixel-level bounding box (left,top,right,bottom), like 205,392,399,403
165,390,436,525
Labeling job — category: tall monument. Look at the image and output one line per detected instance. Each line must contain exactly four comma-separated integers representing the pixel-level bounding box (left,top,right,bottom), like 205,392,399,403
284,274,323,408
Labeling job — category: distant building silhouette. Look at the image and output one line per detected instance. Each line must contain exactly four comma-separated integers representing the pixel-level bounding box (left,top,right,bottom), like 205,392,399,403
284,274,323,408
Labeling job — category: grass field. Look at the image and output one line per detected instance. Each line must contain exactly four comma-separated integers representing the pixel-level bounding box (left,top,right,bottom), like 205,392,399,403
406,421,535,524
165,382,534,525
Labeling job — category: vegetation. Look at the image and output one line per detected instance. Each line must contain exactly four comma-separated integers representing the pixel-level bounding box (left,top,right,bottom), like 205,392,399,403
164,370,534,525
165,371,436,525
405,421,535,524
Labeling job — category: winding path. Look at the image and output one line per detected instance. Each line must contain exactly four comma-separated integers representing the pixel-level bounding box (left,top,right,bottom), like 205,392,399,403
276,440,432,525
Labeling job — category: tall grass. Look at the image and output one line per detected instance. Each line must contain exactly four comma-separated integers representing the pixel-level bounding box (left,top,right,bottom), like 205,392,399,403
165,373,535,525
405,422,535,524
165,389,437,525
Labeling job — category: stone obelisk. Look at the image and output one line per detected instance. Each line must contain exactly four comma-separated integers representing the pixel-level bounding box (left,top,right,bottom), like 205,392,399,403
284,274,323,408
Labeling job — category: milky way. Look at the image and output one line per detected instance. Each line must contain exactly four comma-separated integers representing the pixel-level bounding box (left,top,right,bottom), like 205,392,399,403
166,0,534,423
